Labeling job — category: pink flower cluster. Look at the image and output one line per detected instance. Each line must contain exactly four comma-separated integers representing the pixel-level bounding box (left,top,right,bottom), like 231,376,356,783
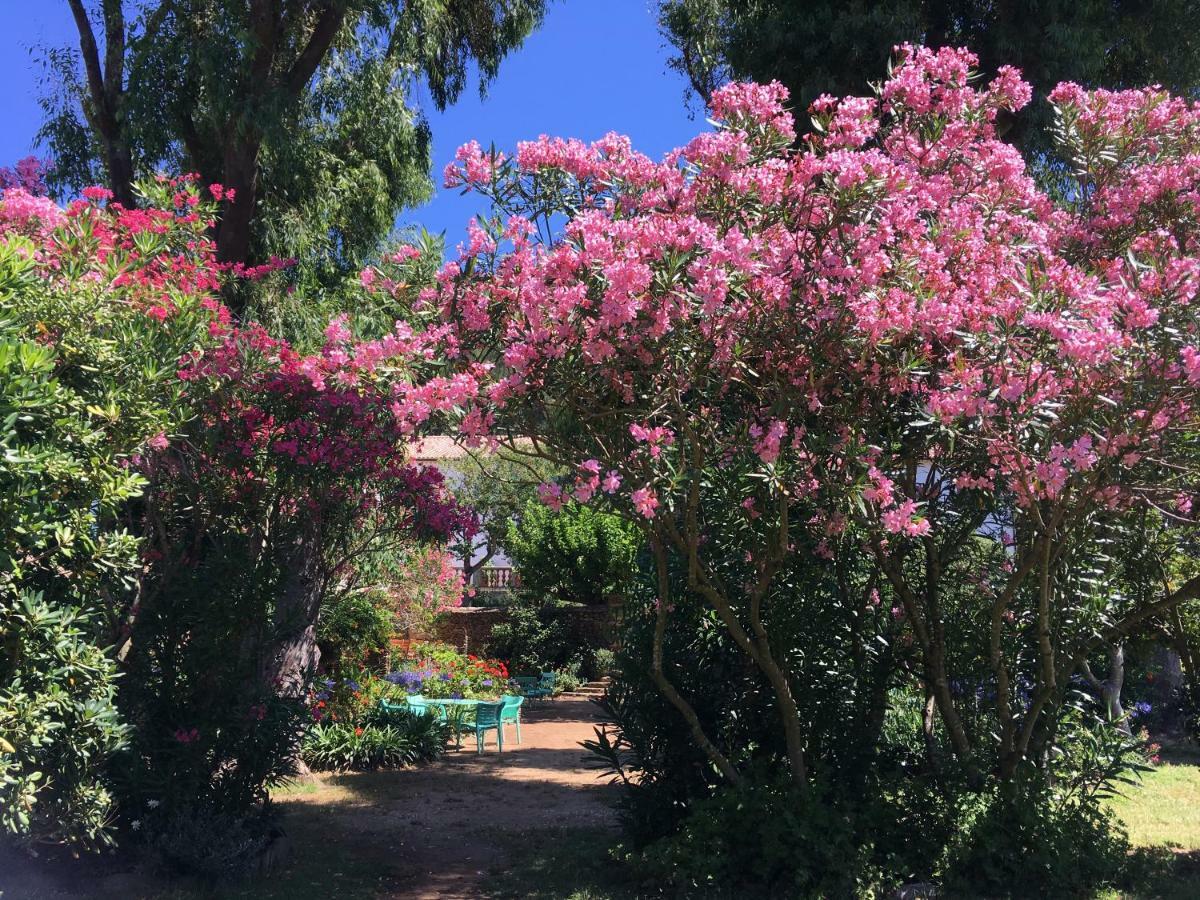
0,155,49,195
381,45,1200,553
177,314,477,542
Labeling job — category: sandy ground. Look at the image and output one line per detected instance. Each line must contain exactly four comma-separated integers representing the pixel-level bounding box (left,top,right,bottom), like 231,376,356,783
283,697,619,899
0,697,619,900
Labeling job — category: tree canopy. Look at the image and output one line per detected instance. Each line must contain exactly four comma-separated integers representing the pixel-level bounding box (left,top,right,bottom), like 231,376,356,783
657,0,1200,146
40,0,547,314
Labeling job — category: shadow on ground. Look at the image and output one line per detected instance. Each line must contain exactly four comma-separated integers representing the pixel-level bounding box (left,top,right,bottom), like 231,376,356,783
0,698,620,900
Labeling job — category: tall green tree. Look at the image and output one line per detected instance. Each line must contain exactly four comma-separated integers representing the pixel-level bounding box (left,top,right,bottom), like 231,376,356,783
442,448,558,588
41,0,547,315
658,0,1200,145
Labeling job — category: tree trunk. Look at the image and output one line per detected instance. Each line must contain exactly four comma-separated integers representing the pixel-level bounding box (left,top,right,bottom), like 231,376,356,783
103,141,137,208
1083,643,1129,735
216,136,263,312
261,521,325,696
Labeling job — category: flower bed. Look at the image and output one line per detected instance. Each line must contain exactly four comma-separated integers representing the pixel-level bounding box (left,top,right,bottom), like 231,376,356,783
382,642,513,699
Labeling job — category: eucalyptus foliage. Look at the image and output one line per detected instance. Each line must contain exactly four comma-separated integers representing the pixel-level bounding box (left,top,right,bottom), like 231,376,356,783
40,0,547,317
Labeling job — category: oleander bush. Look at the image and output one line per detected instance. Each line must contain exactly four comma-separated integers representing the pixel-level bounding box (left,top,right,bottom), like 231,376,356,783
0,179,220,850
371,43,1200,894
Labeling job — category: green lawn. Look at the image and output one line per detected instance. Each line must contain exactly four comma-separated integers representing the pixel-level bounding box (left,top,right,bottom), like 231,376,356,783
1110,760,1200,851
1100,757,1200,899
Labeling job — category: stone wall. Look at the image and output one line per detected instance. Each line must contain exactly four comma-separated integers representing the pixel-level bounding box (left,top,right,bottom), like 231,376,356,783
433,607,506,655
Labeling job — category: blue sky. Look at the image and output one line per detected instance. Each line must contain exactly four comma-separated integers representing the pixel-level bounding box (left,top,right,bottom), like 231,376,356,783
0,1,700,244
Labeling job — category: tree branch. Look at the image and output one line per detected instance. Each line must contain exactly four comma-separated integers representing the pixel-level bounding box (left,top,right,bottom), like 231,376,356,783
284,2,346,98
101,0,125,104
67,0,109,121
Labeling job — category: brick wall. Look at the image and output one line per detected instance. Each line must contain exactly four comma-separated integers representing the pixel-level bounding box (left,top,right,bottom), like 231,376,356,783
431,603,620,657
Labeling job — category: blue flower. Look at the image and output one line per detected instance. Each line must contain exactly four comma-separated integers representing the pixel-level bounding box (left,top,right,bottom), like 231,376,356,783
1133,701,1152,717
439,673,452,682
383,672,403,685
347,680,361,692
315,691,330,701
324,678,336,689
451,692,463,699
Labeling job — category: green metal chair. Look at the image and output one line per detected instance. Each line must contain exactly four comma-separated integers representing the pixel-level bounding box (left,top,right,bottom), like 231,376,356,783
472,700,505,753
514,674,553,700
500,694,524,744
513,675,538,694
379,697,412,716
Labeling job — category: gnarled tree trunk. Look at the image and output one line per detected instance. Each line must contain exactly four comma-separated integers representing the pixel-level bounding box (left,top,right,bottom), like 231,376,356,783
261,519,325,697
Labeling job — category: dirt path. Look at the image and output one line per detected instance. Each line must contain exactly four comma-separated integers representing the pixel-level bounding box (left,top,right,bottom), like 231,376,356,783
277,696,619,899
0,697,619,900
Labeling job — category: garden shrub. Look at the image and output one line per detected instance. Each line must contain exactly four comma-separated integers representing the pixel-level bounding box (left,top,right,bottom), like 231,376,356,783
591,648,616,678
145,803,284,881
302,713,449,771
552,659,585,693
316,588,396,669
484,596,612,681
485,596,577,675
631,776,874,898
0,179,219,849
941,781,1130,898
505,499,640,605
0,595,127,851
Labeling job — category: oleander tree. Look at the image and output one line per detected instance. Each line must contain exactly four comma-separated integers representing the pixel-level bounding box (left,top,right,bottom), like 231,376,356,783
0,178,222,849
122,285,476,829
359,46,1200,792
0,176,477,850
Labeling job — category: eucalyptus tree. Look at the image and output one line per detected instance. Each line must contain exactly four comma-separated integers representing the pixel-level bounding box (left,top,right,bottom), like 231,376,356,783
41,0,547,316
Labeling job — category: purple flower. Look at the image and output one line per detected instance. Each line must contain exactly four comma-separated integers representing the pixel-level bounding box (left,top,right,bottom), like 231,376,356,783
315,691,330,701
483,679,493,687
1133,701,1152,717
347,680,361,692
